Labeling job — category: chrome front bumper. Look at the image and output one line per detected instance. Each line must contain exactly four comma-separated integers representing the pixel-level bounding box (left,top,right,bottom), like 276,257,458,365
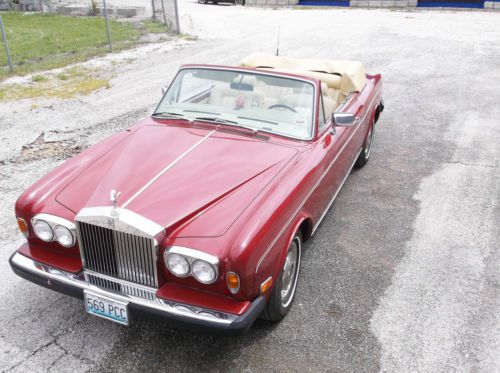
9,252,265,334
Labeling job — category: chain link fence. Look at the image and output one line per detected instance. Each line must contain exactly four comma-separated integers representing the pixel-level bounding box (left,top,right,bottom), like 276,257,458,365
0,0,179,77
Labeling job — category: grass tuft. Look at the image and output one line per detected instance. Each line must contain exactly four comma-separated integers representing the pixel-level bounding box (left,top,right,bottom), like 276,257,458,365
0,67,110,100
141,19,169,34
32,75,48,83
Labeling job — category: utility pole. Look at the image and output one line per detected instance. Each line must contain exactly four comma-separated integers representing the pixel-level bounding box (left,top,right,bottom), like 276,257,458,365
174,0,180,33
0,14,13,73
103,0,112,52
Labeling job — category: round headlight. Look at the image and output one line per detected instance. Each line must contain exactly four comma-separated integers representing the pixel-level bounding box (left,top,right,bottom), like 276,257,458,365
54,225,75,247
33,220,53,242
165,253,190,277
192,260,217,284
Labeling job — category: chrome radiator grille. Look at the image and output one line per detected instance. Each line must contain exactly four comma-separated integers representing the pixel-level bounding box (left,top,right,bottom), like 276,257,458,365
86,273,156,301
77,222,158,288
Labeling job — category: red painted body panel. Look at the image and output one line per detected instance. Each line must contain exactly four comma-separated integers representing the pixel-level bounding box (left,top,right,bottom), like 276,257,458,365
17,242,82,273
13,64,383,309
156,283,251,315
56,123,297,243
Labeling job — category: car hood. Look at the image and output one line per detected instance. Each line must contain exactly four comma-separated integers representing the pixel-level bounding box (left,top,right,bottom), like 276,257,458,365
56,123,297,237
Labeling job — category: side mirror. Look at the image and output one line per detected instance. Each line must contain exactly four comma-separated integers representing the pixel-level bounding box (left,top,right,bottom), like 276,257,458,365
161,86,168,96
332,113,358,127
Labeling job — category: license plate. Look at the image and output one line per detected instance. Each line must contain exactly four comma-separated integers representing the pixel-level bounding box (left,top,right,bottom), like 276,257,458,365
84,290,129,325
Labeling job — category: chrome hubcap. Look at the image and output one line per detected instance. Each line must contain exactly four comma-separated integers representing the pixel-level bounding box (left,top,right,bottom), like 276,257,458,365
280,239,300,308
364,126,373,159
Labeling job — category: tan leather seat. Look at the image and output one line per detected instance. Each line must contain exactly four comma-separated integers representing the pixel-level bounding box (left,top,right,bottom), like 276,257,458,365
281,93,312,108
255,81,294,108
319,82,337,116
208,76,265,109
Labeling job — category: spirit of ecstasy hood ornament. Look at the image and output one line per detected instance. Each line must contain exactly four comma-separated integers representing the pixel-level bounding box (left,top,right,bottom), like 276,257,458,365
110,190,122,209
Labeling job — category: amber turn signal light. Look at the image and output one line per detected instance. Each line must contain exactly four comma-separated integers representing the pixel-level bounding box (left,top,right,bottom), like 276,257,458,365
260,277,273,295
226,272,240,294
17,217,29,238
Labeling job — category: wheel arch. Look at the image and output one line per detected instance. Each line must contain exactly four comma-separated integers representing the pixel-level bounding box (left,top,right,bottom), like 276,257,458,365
298,216,313,243
274,215,310,280
373,104,381,124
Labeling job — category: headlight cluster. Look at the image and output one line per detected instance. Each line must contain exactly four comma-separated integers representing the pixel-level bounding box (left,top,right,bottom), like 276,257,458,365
164,247,218,284
31,214,76,248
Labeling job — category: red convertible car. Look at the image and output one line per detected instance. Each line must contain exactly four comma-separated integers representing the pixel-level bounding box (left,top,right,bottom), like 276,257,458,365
10,53,383,334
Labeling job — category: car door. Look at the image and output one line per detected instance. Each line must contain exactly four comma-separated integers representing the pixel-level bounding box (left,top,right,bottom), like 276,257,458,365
310,92,368,226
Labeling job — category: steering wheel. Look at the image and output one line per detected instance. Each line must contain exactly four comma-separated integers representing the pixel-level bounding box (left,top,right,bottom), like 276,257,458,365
268,104,297,113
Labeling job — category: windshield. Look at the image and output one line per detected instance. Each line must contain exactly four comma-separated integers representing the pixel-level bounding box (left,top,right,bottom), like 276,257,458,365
154,68,315,140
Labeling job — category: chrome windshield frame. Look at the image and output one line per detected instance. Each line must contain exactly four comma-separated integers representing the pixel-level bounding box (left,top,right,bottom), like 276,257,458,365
154,66,318,142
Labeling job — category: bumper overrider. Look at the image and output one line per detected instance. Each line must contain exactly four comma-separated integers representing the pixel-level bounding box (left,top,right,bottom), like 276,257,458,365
9,252,265,335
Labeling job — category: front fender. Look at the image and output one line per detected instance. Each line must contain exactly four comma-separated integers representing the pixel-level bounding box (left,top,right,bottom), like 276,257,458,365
254,213,311,300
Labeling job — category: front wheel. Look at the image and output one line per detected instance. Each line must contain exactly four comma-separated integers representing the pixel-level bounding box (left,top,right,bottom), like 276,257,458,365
355,121,374,168
261,232,302,322
198,0,207,4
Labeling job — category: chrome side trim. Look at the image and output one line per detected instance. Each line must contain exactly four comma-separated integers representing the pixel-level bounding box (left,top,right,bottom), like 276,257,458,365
11,253,237,325
311,148,362,234
335,93,355,112
121,129,216,208
255,93,378,273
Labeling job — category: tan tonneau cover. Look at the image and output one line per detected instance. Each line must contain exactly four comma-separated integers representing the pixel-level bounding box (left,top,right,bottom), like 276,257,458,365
240,52,367,94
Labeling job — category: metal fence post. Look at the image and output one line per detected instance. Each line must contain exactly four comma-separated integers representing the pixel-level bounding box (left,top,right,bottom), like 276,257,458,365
173,0,180,34
102,0,112,52
160,0,168,28
0,14,13,73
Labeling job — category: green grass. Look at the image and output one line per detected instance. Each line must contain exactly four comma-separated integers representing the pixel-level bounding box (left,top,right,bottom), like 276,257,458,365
141,19,169,34
0,12,140,79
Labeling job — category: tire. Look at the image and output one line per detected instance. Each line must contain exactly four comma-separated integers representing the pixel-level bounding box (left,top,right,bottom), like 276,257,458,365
198,0,207,4
261,232,302,322
355,121,374,168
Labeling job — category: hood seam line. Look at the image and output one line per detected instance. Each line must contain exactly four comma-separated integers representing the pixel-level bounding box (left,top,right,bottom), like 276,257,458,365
121,130,216,209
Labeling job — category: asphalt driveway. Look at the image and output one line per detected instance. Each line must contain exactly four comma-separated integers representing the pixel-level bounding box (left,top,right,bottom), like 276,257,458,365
0,3,498,372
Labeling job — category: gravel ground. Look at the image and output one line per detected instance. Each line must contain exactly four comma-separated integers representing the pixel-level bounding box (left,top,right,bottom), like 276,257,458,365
1,2,499,372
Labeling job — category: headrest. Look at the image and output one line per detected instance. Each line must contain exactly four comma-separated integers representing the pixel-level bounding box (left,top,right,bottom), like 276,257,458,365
256,67,342,90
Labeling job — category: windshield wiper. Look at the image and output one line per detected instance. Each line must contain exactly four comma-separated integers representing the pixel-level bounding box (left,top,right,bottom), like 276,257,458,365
152,112,186,119
237,116,279,125
194,117,258,134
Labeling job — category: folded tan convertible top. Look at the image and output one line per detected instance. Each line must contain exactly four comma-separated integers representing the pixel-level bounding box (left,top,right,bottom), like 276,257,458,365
240,52,367,94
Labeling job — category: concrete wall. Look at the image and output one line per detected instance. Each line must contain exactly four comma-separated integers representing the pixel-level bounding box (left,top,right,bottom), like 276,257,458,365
245,0,500,7
0,0,180,31
351,0,417,7
485,1,500,8
246,0,416,6
0,0,44,11
245,0,298,5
